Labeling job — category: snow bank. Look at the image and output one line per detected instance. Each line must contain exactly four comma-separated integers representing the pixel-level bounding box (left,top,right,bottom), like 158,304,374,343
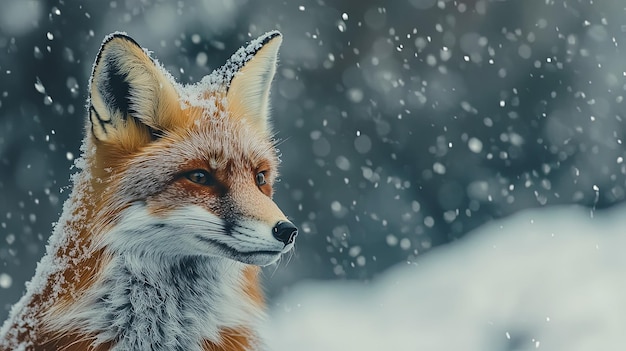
267,205,626,351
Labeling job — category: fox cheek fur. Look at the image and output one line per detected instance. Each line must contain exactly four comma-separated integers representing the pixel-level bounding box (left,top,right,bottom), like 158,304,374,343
0,31,297,351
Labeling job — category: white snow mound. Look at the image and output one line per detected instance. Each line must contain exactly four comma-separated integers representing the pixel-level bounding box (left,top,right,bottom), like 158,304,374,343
267,204,626,351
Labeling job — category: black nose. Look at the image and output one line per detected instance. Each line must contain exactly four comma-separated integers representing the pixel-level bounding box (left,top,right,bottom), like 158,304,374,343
272,221,298,245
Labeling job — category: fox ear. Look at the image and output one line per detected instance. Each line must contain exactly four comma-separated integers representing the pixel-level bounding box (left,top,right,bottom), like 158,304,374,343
225,31,282,135
89,33,180,143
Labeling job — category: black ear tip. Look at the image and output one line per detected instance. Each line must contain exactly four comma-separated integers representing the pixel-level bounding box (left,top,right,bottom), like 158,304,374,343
100,32,141,49
259,31,282,47
94,33,142,67
265,31,282,40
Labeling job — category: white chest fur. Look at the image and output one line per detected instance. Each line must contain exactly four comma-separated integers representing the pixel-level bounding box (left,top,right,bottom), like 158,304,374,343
51,255,264,350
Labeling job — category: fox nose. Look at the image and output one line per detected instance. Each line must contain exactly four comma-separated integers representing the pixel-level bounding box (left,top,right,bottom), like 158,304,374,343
272,221,298,245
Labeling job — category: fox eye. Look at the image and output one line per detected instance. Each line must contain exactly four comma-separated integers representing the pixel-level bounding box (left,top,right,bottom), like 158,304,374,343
185,170,215,186
255,171,267,186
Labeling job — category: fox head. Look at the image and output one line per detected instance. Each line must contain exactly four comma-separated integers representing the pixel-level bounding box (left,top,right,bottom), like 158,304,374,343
85,32,297,266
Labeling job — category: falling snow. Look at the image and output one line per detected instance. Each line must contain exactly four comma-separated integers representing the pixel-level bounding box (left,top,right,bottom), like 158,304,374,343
2,0,626,348
269,203,626,351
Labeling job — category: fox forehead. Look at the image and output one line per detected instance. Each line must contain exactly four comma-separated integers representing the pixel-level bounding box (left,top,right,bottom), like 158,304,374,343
170,112,278,172
110,111,277,198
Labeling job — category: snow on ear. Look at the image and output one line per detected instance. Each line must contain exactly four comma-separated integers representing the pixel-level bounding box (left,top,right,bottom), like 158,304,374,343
225,31,282,134
88,33,180,143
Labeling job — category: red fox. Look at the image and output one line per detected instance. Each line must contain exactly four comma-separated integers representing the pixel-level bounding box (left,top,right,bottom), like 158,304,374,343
0,31,297,351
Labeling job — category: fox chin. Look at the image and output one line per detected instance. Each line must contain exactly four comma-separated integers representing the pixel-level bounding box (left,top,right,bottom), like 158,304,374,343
0,31,297,351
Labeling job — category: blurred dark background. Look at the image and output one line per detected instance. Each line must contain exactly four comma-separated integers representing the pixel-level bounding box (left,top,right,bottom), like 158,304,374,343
2,0,626,320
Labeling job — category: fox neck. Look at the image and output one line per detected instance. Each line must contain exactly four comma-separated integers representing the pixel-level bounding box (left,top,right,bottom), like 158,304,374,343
78,254,265,351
